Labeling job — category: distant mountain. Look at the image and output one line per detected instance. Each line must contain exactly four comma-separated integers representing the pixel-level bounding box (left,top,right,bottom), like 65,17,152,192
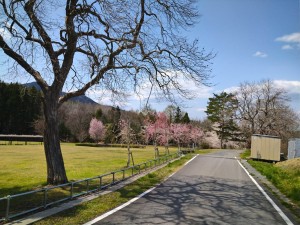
23,82,98,105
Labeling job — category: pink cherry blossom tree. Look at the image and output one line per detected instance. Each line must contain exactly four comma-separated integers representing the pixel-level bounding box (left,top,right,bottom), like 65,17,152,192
89,118,105,143
155,112,171,154
170,123,190,150
190,126,204,148
145,112,171,158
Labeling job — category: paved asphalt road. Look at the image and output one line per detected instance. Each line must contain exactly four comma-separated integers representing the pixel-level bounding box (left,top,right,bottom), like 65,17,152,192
90,150,291,225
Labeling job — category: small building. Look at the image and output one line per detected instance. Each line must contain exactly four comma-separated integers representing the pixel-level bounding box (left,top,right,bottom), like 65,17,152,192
251,134,281,161
288,138,300,159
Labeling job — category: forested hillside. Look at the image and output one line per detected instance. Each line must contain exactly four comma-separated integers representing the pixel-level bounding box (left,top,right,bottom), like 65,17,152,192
0,81,42,134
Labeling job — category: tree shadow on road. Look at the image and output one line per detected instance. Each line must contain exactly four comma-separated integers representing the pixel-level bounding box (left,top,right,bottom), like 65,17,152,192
100,175,285,225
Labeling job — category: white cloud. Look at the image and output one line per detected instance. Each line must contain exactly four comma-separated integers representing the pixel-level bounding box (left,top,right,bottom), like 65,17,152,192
275,32,300,43
223,86,239,94
85,72,213,112
253,51,268,58
281,44,293,50
273,80,300,94
275,32,300,50
223,80,300,95
196,107,206,112
125,72,213,101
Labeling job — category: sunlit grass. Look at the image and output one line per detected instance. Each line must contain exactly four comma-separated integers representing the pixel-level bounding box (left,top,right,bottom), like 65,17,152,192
0,143,178,197
240,149,251,159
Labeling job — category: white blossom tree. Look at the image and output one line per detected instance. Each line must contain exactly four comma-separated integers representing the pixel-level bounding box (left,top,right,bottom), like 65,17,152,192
89,118,105,143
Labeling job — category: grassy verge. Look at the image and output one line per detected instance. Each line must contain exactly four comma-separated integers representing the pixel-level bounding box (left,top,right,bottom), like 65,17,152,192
251,160,300,206
240,150,300,209
240,149,250,159
33,154,194,225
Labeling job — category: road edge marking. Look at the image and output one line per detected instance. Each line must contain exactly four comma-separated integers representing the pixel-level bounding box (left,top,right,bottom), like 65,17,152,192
83,186,156,225
236,159,294,225
184,154,198,166
84,154,198,225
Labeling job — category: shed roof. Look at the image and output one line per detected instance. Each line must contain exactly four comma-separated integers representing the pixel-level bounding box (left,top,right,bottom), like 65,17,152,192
252,134,281,139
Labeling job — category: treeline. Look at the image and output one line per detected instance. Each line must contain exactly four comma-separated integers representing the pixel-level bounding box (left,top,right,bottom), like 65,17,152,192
0,81,42,134
0,82,198,145
46,102,194,144
5,80,296,151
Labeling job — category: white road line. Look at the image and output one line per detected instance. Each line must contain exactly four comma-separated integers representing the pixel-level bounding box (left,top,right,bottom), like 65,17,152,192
236,159,294,225
167,172,176,179
184,154,198,166
84,154,199,225
83,186,156,225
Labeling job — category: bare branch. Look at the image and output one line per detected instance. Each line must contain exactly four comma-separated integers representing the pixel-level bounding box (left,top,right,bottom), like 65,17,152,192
0,34,48,92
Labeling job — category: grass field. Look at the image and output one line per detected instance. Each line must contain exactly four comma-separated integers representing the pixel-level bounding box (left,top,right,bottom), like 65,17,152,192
0,143,179,197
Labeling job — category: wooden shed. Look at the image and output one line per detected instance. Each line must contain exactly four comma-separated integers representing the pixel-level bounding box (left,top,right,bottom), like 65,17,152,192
251,134,281,161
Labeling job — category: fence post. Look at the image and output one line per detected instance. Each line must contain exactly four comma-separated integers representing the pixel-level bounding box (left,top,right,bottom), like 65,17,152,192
86,180,89,193
5,196,10,221
44,189,48,208
70,183,74,198
112,172,115,184
99,177,102,190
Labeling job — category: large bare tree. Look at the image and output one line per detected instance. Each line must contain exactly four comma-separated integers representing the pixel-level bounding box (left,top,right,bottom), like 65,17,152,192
235,80,299,148
0,0,213,184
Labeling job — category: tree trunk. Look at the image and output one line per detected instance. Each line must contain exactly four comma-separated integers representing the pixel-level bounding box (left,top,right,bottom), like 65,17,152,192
43,94,68,184
127,144,131,167
220,138,223,149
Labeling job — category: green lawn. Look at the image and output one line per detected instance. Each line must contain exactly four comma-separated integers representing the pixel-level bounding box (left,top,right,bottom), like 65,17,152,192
0,143,178,197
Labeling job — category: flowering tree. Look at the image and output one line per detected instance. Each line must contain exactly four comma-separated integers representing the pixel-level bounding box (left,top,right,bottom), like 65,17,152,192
119,119,136,167
171,123,190,150
89,118,105,143
190,126,204,148
155,113,171,154
202,131,221,149
144,113,159,158
145,112,171,157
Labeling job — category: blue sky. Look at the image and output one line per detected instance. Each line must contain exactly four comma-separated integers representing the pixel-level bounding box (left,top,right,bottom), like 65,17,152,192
195,0,300,87
1,0,300,119
114,0,300,119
